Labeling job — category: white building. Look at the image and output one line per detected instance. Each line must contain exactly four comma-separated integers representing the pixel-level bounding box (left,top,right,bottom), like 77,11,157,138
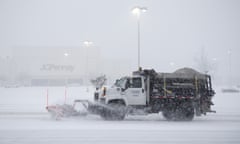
1,46,132,86
8,46,101,86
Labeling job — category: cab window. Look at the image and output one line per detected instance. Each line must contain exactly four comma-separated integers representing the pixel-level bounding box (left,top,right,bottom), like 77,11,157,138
131,77,142,88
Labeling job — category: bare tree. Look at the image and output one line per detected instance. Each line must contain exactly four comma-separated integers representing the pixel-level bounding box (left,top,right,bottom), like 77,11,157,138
194,46,217,74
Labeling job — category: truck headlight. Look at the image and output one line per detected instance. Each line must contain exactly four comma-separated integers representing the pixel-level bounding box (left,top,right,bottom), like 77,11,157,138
102,87,107,96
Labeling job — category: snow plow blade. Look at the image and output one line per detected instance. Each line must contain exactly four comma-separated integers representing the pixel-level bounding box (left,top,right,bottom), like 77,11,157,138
73,100,118,116
46,101,89,120
46,100,117,120
46,105,65,120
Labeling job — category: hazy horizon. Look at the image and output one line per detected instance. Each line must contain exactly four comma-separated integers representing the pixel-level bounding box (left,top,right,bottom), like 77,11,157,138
1,0,240,85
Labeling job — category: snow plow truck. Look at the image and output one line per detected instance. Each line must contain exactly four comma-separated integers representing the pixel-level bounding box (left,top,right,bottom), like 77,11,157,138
47,67,215,121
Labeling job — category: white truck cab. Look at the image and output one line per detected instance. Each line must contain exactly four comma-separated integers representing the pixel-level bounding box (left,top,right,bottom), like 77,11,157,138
97,75,147,106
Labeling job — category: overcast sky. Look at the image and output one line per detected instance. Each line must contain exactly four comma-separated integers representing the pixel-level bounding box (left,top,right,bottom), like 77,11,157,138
0,0,240,84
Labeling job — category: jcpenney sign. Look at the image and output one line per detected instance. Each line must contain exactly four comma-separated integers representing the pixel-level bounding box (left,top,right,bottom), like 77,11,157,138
40,64,74,72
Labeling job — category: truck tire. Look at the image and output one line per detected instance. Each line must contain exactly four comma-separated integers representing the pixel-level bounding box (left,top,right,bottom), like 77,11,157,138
175,102,194,121
162,103,194,121
100,102,126,120
162,110,175,121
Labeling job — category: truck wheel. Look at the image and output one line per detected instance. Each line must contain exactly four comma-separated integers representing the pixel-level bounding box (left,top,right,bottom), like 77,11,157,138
175,103,194,121
162,110,175,121
162,103,194,121
182,105,194,121
100,102,126,120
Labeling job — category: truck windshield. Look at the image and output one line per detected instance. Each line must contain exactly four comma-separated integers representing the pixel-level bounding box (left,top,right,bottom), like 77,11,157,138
114,78,127,88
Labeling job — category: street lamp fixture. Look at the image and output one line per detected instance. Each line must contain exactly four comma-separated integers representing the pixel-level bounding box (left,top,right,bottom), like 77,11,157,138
84,41,93,47
131,6,147,69
64,53,69,57
132,7,147,16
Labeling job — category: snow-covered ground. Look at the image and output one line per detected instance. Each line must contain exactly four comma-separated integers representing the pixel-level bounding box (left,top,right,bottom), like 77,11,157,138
0,86,240,144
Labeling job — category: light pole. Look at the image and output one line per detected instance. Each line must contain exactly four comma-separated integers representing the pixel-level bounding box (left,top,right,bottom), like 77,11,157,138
132,6,147,69
63,52,69,104
83,41,93,91
227,50,232,87
64,52,69,85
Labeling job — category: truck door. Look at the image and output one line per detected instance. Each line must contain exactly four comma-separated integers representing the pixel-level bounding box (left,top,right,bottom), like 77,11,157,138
125,77,146,105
